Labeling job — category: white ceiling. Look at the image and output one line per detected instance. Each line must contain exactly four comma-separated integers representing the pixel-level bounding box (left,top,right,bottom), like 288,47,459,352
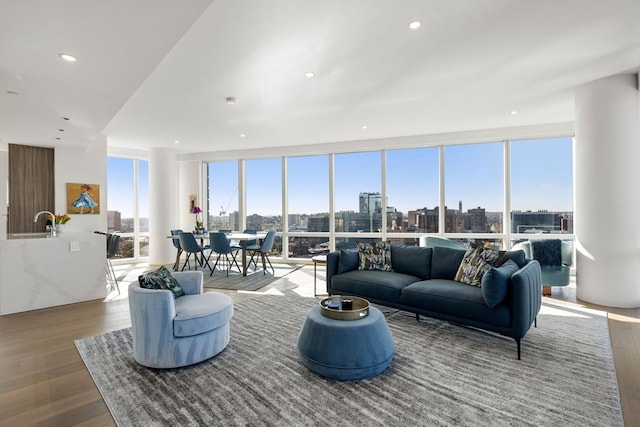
1,0,639,155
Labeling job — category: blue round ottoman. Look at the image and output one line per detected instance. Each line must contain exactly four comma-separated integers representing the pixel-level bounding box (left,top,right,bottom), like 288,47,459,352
297,305,394,381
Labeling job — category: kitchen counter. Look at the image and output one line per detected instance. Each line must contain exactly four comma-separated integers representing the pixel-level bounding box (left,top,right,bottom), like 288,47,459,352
0,232,107,315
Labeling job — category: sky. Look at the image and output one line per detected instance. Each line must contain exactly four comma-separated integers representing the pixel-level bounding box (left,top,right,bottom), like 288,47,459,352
108,137,573,218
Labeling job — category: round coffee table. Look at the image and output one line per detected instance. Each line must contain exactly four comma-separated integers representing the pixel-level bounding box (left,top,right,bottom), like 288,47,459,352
297,300,394,381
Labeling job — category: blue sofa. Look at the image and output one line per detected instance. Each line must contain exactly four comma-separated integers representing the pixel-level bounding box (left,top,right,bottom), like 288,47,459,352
326,244,542,359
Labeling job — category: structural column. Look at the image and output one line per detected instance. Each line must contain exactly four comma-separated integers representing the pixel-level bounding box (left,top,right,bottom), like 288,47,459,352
574,73,640,308
148,148,179,266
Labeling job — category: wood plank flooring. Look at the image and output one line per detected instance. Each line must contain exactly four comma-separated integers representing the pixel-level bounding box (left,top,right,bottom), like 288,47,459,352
0,267,638,426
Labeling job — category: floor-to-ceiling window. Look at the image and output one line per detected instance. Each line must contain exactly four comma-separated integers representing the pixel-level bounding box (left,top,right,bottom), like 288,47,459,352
334,151,382,250
107,157,149,260
207,161,239,231
510,136,573,246
287,155,329,258
205,135,574,260
385,147,439,246
246,158,282,255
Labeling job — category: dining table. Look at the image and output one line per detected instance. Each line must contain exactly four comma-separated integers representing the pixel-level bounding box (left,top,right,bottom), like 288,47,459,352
169,231,266,276
226,232,267,276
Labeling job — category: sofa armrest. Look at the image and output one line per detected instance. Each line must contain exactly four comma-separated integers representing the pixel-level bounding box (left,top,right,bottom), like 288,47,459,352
326,251,341,294
172,271,203,295
509,260,542,338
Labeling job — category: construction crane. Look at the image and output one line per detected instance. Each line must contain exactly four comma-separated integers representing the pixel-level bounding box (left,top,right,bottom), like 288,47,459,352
219,205,226,216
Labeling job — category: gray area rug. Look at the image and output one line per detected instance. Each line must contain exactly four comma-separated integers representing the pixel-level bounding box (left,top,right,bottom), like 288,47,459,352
75,295,622,426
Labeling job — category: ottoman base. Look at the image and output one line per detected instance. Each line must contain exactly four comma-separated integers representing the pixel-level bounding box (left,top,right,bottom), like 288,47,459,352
297,305,394,381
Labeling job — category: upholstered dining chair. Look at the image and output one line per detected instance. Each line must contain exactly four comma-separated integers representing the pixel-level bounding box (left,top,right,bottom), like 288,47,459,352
128,270,233,368
170,229,183,270
209,232,241,276
179,232,212,271
247,230,276,275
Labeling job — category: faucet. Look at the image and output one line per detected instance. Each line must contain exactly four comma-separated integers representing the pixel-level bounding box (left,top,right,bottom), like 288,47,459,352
34,210,56,235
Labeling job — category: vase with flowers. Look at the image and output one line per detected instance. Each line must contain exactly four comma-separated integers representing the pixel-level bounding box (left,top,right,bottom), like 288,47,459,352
54,214,71,233
191,206,204,234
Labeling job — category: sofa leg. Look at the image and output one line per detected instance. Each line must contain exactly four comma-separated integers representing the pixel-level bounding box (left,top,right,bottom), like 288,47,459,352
542,285,551,296
415,313,420,321
515,338,521,360
534,317,537,328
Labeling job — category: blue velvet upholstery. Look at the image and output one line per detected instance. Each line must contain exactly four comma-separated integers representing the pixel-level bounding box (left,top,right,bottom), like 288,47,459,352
481,259,521,308
430,246,466,279
390,244,432,279
326,245,542,359
297,306,394,381
338,249,359,273
128,271,233,368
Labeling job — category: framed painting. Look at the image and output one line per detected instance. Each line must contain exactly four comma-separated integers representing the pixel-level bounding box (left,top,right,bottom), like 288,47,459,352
66,183,100,214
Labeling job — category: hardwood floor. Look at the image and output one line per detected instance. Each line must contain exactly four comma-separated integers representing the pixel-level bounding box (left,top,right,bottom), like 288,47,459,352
1,266,638,426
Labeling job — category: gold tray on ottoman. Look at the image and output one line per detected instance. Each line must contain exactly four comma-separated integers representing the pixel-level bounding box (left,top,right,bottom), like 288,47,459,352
319,296,369,320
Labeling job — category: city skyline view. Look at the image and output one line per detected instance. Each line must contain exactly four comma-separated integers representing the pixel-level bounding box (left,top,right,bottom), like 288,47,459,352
108,137,573,231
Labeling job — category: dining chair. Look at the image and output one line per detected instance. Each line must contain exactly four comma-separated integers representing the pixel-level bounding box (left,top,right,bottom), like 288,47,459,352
232,228,257,251
209,232,241,276
170,229,183,270
247,230,276,275
106,233,121,294
179,232,212,272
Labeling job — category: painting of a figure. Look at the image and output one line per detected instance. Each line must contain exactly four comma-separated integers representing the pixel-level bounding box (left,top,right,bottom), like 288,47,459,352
67,183,100,214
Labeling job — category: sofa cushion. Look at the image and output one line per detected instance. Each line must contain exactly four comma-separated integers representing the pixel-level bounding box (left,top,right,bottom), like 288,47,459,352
400,279,510,327
481,259,520,308
356,241,393,271
390,245,432,280
331,270,417,304
338,249,359,273
502,250,526,268
454,244,501,286
138,266,185,298
173,292,233,337
430,246,466,280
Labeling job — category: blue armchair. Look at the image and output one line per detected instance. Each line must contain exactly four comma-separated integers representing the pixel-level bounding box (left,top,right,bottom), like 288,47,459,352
128,271,233,368
511,239,573,296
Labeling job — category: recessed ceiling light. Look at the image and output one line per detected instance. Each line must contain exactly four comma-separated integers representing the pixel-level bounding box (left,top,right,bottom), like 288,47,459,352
510,110,518,115
362,125,368,130
305,71,315,78
59,53,77,62
226,96,236,104
240,134,246,138
409,20,422,30
174,140,180,144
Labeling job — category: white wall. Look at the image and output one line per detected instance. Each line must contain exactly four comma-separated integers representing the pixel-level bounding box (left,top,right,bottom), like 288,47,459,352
55,138,108,232
0,150,7,240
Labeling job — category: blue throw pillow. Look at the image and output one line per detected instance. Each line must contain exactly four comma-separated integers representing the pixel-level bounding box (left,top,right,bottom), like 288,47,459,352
138,266,185,298
338,249,359,273
481,259,520,308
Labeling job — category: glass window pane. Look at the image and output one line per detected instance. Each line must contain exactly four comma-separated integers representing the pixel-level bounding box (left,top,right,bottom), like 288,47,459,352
510,137,573,233
386,147,439,233
288,155,329,232
138,160,149,232
444,143,503,233
288,236,329,258
334,152,381,233
208,161,239,231
246,158,282,232
107,158,133,234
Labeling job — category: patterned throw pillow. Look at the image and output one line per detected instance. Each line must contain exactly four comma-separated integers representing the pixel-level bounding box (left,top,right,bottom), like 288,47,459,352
356,241,393,271
454,244,501,286
138,266,185,298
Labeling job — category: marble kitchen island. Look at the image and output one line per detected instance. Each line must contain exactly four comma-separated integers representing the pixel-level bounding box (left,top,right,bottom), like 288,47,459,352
0,232,107,315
